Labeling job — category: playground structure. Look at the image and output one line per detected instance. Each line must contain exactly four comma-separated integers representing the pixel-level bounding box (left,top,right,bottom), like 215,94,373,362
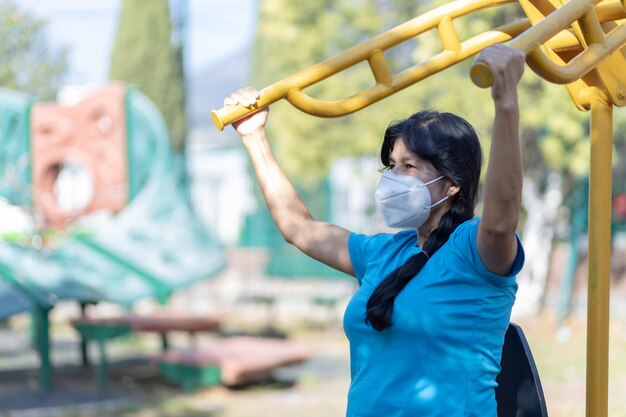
0,83,231,389
0,81,318,394
211,0,626,416
0,82,314,393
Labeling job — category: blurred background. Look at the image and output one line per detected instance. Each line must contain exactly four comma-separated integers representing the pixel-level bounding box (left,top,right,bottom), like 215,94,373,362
1,0,626,416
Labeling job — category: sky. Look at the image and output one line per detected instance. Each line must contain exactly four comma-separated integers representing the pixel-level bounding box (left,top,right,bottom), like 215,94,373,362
18,0,258,86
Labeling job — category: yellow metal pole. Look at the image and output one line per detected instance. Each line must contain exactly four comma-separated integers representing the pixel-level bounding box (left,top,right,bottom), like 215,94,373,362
581,87,612,417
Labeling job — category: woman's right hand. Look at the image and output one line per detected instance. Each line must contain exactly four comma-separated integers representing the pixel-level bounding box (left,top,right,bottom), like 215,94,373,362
224,87,269,137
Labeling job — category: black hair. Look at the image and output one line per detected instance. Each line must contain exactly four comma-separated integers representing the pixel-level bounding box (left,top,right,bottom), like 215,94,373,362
366,110,483,331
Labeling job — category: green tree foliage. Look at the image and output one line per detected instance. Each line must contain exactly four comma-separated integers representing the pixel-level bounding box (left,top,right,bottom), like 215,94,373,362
252,0,423,184
109,0,187,151
252,0,625,196
0,1,68,100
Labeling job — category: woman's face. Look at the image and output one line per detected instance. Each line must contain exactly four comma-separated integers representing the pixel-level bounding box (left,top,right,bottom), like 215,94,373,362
388,138,452,206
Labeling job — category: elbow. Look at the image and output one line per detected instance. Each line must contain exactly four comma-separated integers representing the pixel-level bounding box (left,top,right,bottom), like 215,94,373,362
280,225,298,245
482,195,521,236
281,224,306,247
480,218,519,239
274,216,310,247
481,204,520,238
284,234,295,245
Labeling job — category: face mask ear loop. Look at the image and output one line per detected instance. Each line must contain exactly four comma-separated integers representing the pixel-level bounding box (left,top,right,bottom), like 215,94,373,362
423,175,448,209
427,195,449,209
422,175,445,187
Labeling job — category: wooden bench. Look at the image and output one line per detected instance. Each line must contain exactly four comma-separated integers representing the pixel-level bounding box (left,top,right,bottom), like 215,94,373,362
158,336,312,392
71,313,223,390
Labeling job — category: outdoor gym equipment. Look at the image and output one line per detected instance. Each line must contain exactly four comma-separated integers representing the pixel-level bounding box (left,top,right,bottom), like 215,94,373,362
210,0,625,129
211,0,626,416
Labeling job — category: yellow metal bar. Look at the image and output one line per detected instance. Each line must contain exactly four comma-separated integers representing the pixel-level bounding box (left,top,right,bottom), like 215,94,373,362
524,23,626,83
545,0,626,53
212,0,624,129
368,49,393,86
595,0,626,21
545,28,585,51
578,7,607,46
580,87,612,417
543,0,626,51
211,0,517,130
439,16,462,52
470,0,597,87
509,0,599,49
284,20,529,117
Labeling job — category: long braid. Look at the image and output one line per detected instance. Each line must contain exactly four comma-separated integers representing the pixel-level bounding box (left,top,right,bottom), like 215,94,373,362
365,198,473,331
366,109,482,331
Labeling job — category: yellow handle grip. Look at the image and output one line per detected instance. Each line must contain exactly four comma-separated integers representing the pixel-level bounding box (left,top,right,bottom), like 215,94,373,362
211,103,261,131
469,61,494,88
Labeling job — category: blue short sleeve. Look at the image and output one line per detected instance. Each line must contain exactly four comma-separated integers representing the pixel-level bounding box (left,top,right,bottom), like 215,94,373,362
348,231,418,286
450,218,525,286
348,233,371,285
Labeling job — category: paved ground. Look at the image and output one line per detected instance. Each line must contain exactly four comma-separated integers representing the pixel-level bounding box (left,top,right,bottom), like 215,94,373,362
2,246,626,417
0,247,357,417
4,309,626,417
0,308,626,417
0,321,351,417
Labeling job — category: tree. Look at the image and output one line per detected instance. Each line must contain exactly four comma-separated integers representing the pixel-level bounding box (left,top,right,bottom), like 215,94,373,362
0,1,68,100
109,0,187,151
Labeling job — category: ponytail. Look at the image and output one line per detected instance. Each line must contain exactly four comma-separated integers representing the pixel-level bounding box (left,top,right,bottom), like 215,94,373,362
365,202,472,331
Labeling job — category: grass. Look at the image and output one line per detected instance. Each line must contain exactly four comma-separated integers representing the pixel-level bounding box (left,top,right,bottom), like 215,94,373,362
516,312,626,417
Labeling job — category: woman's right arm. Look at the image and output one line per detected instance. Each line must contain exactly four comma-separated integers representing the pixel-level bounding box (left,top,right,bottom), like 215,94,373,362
226,87,355,276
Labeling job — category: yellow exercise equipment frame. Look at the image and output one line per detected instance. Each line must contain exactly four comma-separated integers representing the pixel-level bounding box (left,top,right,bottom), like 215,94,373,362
212,1,626,415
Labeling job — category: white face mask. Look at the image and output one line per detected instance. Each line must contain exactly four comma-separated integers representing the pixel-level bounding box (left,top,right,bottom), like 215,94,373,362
375,171,449,229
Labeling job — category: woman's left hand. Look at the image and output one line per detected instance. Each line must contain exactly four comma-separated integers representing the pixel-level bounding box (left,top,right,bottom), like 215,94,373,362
475,44,525,103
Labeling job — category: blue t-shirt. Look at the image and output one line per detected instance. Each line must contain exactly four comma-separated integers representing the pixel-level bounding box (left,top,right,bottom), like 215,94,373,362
344,218,524,417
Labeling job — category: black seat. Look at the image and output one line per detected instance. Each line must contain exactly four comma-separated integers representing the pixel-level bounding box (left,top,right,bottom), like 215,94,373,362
496,322,549,417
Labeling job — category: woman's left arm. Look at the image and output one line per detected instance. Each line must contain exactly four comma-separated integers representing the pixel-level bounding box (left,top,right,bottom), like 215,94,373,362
474,44,526,275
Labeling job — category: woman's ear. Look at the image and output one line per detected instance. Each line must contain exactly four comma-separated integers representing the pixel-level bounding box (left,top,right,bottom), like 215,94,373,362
446,182,461,197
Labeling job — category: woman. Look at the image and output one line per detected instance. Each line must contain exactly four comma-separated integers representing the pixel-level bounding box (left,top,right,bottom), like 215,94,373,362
224,43,526,417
